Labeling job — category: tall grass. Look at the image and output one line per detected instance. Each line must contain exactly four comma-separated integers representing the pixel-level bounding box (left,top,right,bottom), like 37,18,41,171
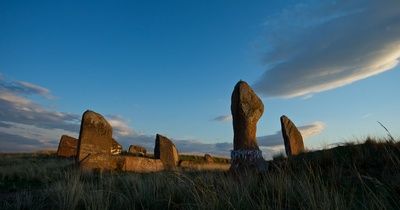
1,138,399,209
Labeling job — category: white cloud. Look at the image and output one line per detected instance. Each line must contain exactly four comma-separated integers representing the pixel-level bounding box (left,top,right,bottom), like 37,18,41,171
106,115,136,137
254,0,400,98
213,115,232,122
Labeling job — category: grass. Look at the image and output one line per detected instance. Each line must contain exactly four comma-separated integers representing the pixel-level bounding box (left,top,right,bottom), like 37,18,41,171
0,137,399,209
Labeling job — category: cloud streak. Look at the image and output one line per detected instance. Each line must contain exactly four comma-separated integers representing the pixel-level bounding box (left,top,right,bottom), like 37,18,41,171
254,0,400,98
213,115,232,122
0,76,80,132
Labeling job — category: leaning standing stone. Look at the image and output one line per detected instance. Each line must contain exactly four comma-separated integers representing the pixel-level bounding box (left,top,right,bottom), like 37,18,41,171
280,115,304,156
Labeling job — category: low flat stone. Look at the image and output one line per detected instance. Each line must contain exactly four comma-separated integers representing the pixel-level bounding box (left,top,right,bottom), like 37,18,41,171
280,115,304,156
57,135,78,158
123,156,164,172
79,154,124,172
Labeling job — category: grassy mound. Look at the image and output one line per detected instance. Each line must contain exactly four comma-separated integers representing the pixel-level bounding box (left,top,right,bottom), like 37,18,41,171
0,138,399,209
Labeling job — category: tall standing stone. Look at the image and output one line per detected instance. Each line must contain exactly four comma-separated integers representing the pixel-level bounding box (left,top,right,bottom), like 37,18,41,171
154,134,179,169
280,115,304,156
230,81,267,171
57,135,78,158
76,110,114,163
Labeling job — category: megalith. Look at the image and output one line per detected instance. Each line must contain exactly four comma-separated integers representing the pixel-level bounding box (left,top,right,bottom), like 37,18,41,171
230,81,267,171
76,110,115,170
57,135,78,158
111,138,122,155
154,134,179,169
280,115,304,156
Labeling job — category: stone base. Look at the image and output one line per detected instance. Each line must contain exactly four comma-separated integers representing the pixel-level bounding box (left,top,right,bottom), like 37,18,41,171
230,149,268,172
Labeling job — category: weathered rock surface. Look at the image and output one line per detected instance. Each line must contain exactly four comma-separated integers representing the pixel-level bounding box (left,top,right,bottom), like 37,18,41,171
231,81,264,150
76,110,113,165
111,138,122,155
154,134,179,169
280,115,304,156
123,156,164,172
128,145,147,156
79,154,124,172
57,135,78,158
204,154,214,163
230,81,267,172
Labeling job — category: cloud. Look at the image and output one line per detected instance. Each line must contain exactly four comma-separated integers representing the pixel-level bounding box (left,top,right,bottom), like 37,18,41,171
258,121,325,147
254,0,400,98
213,115,232,122
0,77,52,98
0,76,80,132
106,115,136,137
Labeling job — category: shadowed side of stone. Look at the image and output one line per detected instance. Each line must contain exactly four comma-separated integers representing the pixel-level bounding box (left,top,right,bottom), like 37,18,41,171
154,134,179,169
129,145,147,156
57,135,78,158
76,110,114,170
280,115,304,156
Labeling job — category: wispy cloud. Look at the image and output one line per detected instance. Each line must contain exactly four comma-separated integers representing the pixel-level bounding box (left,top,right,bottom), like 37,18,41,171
0,76,80,132
213,115,232,122
254,0,400,98
106,115,136,137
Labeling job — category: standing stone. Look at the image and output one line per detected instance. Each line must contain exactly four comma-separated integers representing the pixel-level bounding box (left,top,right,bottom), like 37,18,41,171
230,81,267,171
154,134,179,169
111,138,122,155
76,110,113,165
128,145,147,156
231,81,264,150
280,115,304,156
57,135,78,158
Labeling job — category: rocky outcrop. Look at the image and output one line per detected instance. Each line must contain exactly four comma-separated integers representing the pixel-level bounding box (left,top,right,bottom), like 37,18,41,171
76,110,114,170
128,145,147,156
280,115,304,156
57,135,78,158
154,134,179,169
230,81,267,172
111,138,122,155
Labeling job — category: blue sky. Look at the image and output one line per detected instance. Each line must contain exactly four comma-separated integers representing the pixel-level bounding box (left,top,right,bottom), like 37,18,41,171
1,0,399,158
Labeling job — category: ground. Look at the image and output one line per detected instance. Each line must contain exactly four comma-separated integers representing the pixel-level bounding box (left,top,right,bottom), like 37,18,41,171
0,138,399,209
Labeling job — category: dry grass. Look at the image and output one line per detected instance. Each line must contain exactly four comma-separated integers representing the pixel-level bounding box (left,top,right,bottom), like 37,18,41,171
0,137,399,209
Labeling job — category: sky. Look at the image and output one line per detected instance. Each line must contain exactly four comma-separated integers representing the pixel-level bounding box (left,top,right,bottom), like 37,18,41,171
0,0,399,159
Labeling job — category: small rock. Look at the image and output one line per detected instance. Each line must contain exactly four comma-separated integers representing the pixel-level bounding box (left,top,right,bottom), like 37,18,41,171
204,154,214,163
111,138,122,155
128,145,147,156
